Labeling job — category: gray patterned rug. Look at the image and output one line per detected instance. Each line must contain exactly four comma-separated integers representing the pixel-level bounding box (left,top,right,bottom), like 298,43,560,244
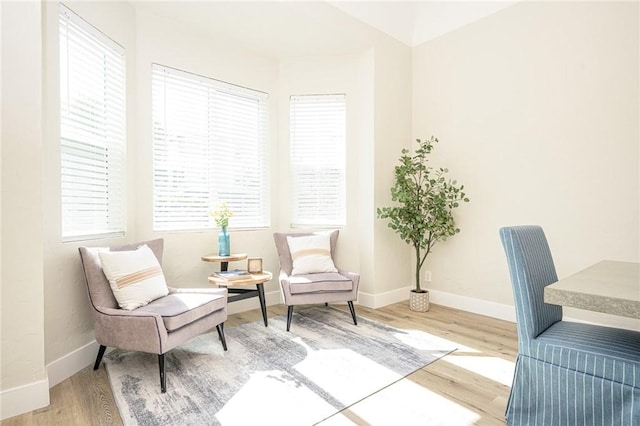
105,306,455,425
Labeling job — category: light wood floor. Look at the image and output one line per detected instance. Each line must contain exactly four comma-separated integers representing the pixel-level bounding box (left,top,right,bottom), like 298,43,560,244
2,302,517,425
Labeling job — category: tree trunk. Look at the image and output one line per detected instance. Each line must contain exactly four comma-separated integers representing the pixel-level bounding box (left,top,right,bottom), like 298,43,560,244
415,246,422,292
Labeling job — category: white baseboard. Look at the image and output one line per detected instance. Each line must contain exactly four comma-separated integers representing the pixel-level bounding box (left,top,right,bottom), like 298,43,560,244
47,340,103,388
357,286,410,309
561,309,640,331
0,378,49,421
429,289,516,323
359,286,517,323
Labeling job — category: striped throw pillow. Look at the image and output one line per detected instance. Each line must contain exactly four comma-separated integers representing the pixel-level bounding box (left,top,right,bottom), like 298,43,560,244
99,244,169,310
287,234,338,275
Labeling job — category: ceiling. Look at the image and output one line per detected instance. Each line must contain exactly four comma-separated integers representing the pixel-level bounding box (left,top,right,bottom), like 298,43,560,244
328,1,517,46
137,1,518,58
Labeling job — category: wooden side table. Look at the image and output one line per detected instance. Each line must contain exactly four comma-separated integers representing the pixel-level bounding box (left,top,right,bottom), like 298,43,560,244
208,272,272,327
201,253,271,327
201,253,247,272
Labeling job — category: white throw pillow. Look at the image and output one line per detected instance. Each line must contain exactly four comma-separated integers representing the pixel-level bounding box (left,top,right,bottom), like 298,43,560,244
99,244,169,310
287,234,338,275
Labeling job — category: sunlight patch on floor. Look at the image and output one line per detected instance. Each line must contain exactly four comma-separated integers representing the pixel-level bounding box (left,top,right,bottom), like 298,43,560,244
394,328,515,387
217,329,492,425
348,377,481,425
293,337,402,403
215,369,336,425
443,353,515,386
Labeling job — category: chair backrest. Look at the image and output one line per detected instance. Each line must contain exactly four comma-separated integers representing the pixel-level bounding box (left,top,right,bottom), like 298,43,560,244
273,230,339,275
78,239,164,310
499,226,561,349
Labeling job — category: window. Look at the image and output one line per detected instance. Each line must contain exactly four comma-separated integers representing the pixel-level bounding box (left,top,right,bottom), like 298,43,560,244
152,65,269,231
290,94,346,227
59,4,126,241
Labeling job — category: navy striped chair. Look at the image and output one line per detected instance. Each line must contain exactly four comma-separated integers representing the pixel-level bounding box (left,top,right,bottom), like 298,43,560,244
500,226,640,425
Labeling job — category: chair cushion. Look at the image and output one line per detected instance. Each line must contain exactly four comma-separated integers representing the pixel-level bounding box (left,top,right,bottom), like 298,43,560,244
287,233,338,275
533,321,640,387
136,292,227,332
99,244,169,310
289,272,353,294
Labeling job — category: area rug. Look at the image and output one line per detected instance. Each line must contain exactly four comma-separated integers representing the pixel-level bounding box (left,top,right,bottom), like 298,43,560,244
105,306,456,425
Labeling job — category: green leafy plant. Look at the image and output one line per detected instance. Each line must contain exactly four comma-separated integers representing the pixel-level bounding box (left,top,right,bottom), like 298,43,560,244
377,136,469,293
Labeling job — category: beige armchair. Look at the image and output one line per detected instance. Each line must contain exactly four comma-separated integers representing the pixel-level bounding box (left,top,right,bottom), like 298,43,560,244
78,238,228,393
273,230,359,331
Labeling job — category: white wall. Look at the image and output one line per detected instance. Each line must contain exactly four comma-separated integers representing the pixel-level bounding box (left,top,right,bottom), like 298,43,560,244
1,0,49,419
412,1,639,328
372,36,414,304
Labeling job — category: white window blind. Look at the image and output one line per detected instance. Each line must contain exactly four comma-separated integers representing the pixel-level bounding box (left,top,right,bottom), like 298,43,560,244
290,94,346,227
152,64,269,231
59,4,126,241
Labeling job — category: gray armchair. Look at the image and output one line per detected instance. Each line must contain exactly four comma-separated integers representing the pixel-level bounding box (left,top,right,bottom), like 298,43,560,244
273,230,359,331
78,238,228,393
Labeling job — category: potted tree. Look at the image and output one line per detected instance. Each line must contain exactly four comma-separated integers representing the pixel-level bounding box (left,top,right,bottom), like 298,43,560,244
377,136,469,312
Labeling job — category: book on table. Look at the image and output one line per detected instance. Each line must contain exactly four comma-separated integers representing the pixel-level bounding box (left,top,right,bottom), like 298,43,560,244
214,269,252,281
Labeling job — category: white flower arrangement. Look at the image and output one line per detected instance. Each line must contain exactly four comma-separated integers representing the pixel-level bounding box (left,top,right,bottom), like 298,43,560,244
210,202,233,228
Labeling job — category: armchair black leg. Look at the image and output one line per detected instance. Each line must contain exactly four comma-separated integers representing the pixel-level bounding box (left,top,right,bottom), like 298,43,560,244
216,323,227,351
93,345,107,370
348,301,358,325
158,354,166,393
286,305,294,331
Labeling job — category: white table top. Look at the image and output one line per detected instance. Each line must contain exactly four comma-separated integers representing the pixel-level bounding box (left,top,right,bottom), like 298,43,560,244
544,260,640,319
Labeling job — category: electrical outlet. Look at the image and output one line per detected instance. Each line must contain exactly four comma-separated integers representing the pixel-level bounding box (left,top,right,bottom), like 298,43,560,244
424,270,432,282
